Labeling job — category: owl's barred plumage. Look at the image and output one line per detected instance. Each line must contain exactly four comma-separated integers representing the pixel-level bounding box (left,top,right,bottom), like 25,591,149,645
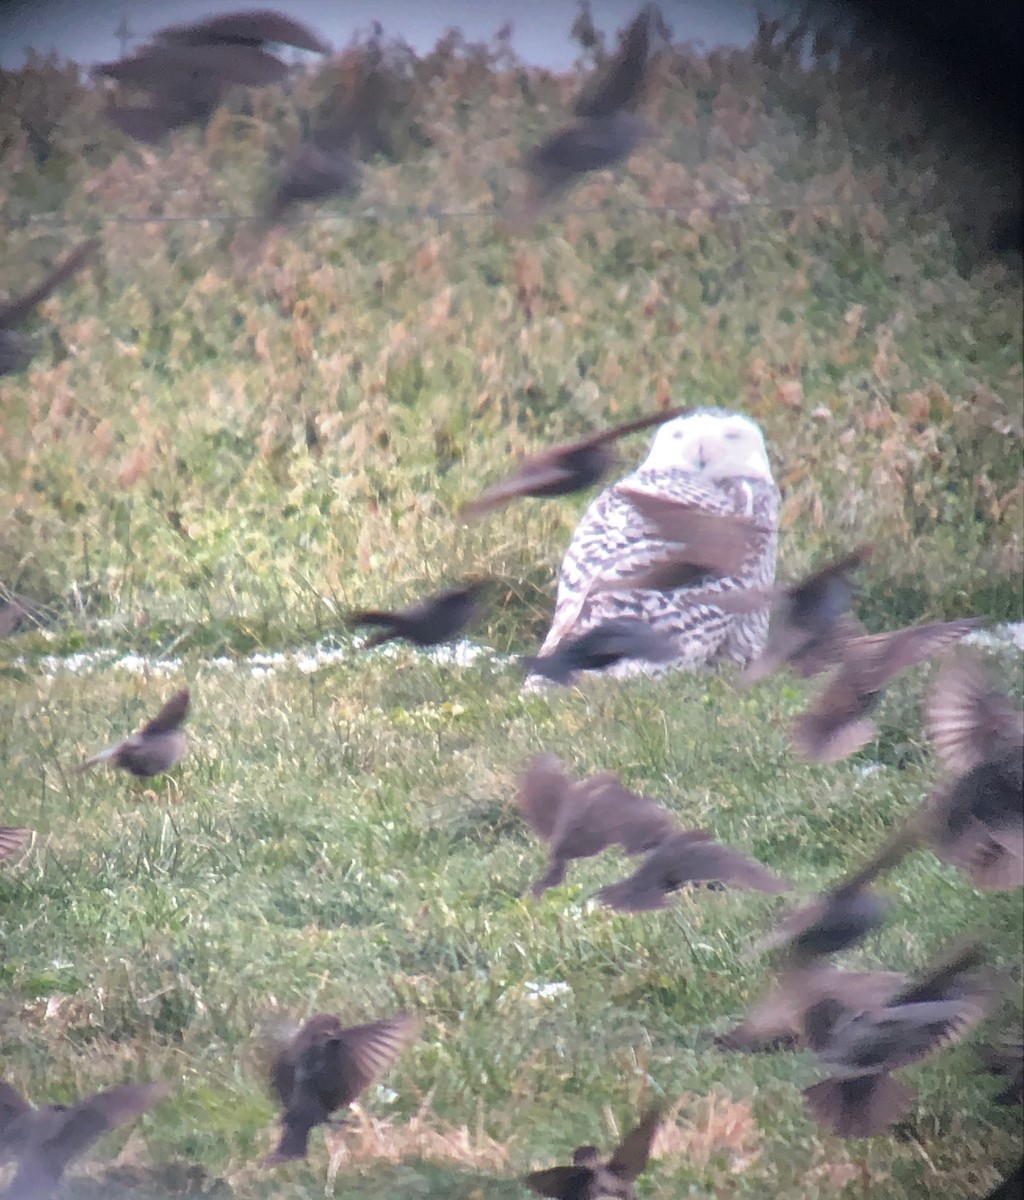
528,409,780,683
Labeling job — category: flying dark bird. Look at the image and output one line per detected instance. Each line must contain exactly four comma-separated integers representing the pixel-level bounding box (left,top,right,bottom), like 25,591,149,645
348,582,485,650
516,756,676,895
0,1080,170,1199
791,618,981,762
0,240,98,376
461,409,686,521
0,828,31,863
801,941,993,1138
79,687,190,779
521,617,677,686
591,496,769,595
264,142,362,222
927,652,1024,776
754,822,920,965
155,8,330,53
524,1106,661,1200
737,545,872,684
263,1012,417,1165
96,10,324,144
597,828,789,911
516,9,655,218
714,966,905,1056
924,654,1024,888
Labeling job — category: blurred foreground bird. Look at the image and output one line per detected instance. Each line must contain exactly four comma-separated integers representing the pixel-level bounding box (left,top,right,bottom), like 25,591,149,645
524,1106,661,1199
348,582,485,650
515,9,655,221
0,240,98,375
79,687,190,779
0,1080,170,1199
801,940,993,1137
461,409,686,520
0,828,31,864
521,617,676,686
263,1012,417,1165
597,829,789,911
736,545,872,683
516,755,676,895
924,653,1024,889
791,617,981,762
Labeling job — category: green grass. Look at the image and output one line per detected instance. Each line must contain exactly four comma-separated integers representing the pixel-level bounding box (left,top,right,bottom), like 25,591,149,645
1,14,1022,1200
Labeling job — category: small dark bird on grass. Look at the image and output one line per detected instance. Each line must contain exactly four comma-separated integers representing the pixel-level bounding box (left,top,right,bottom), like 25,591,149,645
754,822,920,964
348,582,486,650
791,617,981,762
0,1080,170,1199
801,941,993,1138
0,828,31,863
155,8,331,54
524,1106,661,1199
924,653,1024,889
0,240,98,376
516,755,677,895
521,617,677,686
597,828,789,911
79,687,190,779
737,545,872,684
461,409,686,520
263,1012,417,1165
516,9,655,220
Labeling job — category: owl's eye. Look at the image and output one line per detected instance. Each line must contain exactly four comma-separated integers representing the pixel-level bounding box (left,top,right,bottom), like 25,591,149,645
724,430,742,440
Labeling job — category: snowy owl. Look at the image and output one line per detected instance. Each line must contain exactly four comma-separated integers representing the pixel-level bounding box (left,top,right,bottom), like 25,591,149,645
526,408,780,683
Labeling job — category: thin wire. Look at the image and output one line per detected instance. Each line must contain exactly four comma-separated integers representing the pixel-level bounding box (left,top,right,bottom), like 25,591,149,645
13,194,883,232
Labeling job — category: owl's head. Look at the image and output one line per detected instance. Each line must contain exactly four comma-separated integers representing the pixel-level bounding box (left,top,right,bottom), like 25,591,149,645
641,408,773,481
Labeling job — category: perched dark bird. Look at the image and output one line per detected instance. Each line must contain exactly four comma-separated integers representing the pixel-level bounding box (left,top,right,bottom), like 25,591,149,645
524,1106,661,1200
521,617,677,686
461,409,686,520
737,545,872,684
0,240,98,376
924,654,1024,889
801,941,993,1138
155,8,331,54
79,687,190,779
348,582,485,650
264,141,362,222
0,1080,170,1199
516,755,677,895
791,618,981,762
0,828,31,863
754,822,920,964
597,829,789,911
263,1012,417,1165
517,9,655,218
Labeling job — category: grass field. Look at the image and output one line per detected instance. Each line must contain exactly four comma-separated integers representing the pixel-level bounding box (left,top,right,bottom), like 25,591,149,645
1,12,1022,1199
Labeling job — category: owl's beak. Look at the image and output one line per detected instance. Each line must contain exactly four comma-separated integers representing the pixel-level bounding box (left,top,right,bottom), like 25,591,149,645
696,442,707,470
